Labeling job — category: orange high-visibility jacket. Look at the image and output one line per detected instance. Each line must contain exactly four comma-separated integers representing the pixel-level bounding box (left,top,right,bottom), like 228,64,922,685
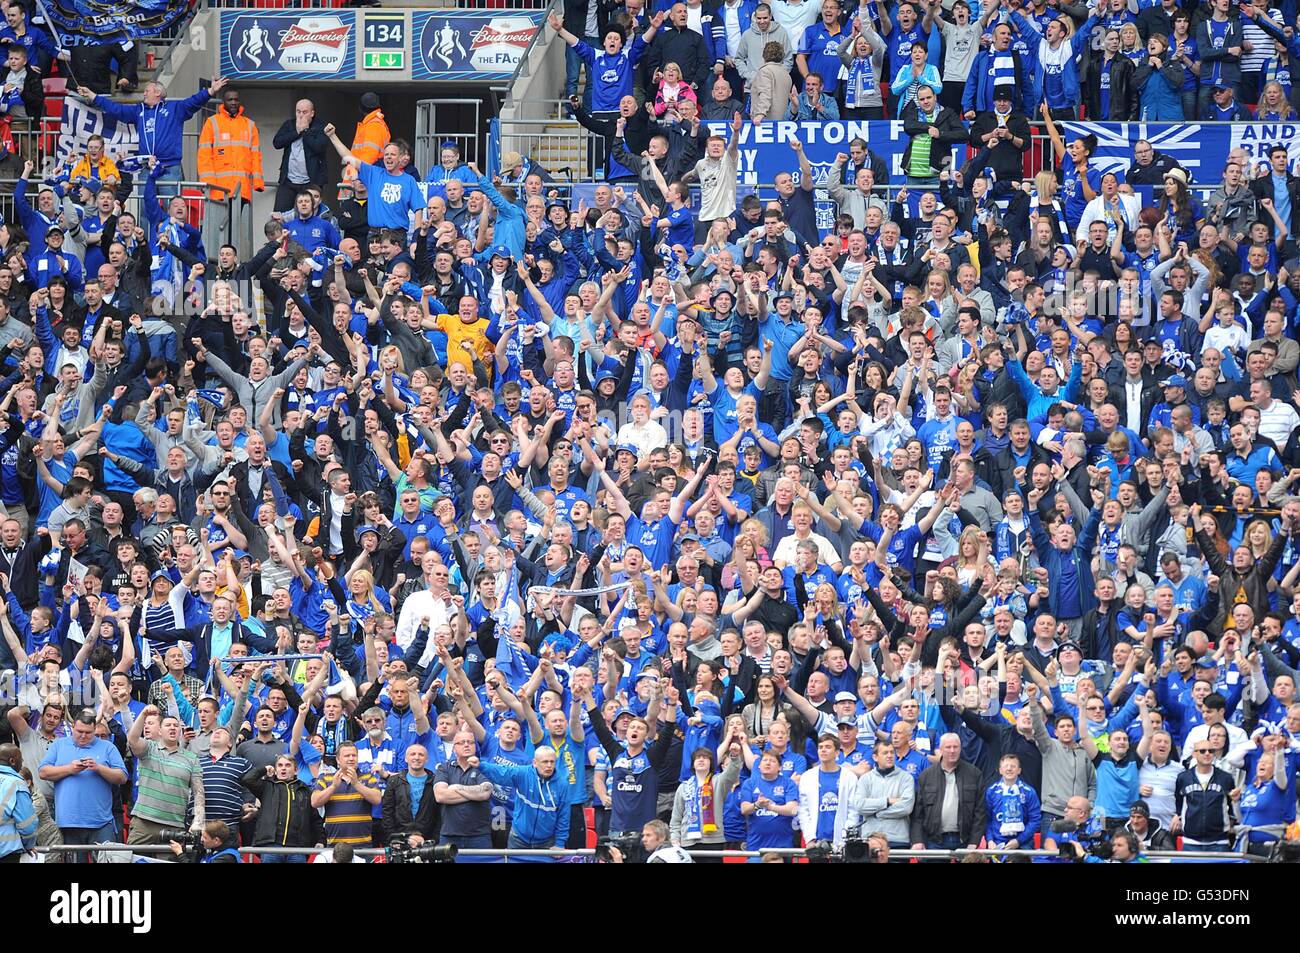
352,108,390,164
197,106,265,201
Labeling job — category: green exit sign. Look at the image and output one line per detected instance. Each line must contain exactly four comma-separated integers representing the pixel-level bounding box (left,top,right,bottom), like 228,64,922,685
364,51,404,70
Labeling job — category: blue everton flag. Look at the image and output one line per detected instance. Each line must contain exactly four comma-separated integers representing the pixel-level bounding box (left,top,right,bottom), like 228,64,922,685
38,0,192,46
495,631,532,691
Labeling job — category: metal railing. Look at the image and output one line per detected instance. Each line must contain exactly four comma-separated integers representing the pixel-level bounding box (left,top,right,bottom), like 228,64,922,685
0,178,226,265
34,841,1277,862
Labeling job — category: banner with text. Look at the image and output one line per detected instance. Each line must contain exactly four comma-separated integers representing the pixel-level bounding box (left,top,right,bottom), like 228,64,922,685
220,10,357,82
40,0,190,46
1061,121,1300,181
700,120,1300,188
55,96,139,171
411,11,543,82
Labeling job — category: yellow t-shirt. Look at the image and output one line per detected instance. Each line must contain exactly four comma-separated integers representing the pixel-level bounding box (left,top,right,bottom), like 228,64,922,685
437,313,492,375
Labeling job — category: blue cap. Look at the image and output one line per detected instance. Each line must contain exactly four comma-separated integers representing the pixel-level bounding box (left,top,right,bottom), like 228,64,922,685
491,244,512,259
615,443,638,456
355,524,380,541
634,670,660,682
596,367,619,385
612,706,637,721
1164,375,1188,388
150,569,173,584
1195,656,1219,669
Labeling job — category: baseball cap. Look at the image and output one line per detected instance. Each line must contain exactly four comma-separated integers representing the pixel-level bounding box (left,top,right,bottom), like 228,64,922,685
635,670,660,682
490,244,512,259
834,691,857,704
773,290,794,301
150,569,173,584
355,524,380,541
612,706,636,722
615,443,638,456
1195,656,1218,669
1058,640,1082,655
679,532,702,544
836,717,857,728
1163,374,1187,388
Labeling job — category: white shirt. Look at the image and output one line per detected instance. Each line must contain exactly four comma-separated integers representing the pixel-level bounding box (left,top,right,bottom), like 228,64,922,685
723,0,743,54
395,588,454,667
615,420,669,459
1124,378,1145,432
770,0,821,41
772,530,841,568
1256,399,1300,448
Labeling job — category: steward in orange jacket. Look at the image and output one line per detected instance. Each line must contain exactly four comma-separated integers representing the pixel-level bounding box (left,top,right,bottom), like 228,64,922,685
197,92,265,201
351,92,390,165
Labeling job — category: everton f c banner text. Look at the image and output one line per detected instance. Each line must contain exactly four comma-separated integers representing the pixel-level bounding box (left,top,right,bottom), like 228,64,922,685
39,0,191,45
700,120,1300,188
221,11,357,82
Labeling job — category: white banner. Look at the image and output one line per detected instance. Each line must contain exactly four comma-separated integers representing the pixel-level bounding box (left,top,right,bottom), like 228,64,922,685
54,97,139,172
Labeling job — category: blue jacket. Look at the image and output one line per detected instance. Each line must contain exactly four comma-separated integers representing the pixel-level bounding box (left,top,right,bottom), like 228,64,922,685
1010,13,1097,109
27,247,83,291
94,88,213,169
706,0,756,61
479,760,572,846
1028,506,1101,620
14,178,58,251
0,764,37,859
963,47,1031,115
283,214,341,255
477,175,525,260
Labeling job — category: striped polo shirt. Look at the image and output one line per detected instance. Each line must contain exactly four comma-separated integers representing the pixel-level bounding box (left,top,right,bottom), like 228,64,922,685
314,768,379,845
198,752,253,824
134,741,201,827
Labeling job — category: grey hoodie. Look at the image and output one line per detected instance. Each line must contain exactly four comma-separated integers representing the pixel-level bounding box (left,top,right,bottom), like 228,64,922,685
1030,700,1097,817
734,22,792,82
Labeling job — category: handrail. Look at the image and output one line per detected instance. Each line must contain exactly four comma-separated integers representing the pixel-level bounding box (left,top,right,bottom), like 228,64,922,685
501,0,558,115
33,842,1277,862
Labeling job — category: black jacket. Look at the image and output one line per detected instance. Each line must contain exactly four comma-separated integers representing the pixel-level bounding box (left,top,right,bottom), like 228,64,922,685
646,24,711,89
959,709,1044,792
1087,55,1138,121
910,759,989,846
1125,150,1182,187
1251,172,1300,239
900,103,968,177
966,111,1033,183
381,772,441,842
272,117,329,187
241,770,321,847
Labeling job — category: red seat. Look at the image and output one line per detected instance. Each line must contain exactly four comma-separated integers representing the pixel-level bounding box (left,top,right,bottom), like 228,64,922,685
181,186,205,229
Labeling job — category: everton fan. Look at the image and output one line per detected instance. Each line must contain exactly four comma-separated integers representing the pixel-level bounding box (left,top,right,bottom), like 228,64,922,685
4,0,1300,879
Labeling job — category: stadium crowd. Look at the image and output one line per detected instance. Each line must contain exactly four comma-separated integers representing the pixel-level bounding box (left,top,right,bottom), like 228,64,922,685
1,0,1300,865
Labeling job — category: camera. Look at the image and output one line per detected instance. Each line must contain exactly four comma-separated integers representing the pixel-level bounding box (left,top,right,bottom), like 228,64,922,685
805,827,880,863
593,832,640,863
384,837,458,864
1050,820,1112,861
160,829,201,855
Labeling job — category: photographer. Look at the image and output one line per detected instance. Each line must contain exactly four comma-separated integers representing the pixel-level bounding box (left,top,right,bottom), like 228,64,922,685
1070,830,1147,864
168,820,241,863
